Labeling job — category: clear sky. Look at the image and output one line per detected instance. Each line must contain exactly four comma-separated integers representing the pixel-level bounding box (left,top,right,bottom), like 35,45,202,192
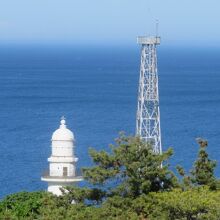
0,0,219,47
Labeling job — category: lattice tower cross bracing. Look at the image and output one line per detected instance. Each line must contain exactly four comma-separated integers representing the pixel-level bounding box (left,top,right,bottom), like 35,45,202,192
136,36,162,154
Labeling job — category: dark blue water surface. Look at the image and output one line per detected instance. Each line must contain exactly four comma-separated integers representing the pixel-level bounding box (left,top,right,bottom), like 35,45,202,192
0,45,220,198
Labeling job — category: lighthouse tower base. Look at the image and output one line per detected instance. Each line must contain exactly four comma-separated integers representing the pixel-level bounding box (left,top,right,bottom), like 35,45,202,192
41,175,83,196
48,182,73,196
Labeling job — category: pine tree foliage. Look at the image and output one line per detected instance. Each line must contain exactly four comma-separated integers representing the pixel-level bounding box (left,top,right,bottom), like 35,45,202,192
191,138,217,188
177,138,217,189
82,133,178,199
0,135,220,219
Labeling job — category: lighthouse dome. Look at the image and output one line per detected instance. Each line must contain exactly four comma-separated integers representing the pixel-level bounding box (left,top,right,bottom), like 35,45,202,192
52,118,74,141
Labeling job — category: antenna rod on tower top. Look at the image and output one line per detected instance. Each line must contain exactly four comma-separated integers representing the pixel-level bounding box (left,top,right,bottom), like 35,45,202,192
156,19,159,37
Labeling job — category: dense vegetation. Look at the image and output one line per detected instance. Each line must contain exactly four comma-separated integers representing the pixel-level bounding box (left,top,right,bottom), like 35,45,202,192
1,134,220,220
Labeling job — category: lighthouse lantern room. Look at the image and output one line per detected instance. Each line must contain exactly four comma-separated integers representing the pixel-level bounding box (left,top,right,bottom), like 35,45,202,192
41,117,82,196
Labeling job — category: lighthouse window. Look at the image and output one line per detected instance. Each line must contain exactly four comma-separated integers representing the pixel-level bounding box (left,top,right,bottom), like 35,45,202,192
63,167,68,176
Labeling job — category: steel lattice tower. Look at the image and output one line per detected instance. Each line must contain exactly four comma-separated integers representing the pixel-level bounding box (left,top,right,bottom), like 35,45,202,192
136,36,162,154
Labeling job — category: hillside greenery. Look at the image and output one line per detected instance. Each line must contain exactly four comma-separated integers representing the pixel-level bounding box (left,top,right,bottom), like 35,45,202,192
0,134,220,220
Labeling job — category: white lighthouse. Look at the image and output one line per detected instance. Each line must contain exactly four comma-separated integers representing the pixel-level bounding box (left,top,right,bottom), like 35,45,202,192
41,117,83,196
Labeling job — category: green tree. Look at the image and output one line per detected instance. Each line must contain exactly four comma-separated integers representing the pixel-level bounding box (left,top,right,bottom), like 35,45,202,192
0,191,47,219
82,133,178,200
1,135,220,220
177,138,217,190
146,187,220,220
191,138,217,188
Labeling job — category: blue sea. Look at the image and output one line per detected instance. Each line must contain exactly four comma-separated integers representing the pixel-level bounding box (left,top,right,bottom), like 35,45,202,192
0,45,220,198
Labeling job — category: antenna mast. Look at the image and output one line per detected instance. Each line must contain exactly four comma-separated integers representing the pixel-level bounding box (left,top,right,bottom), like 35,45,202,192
156,20,159,37
136,35,162,154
